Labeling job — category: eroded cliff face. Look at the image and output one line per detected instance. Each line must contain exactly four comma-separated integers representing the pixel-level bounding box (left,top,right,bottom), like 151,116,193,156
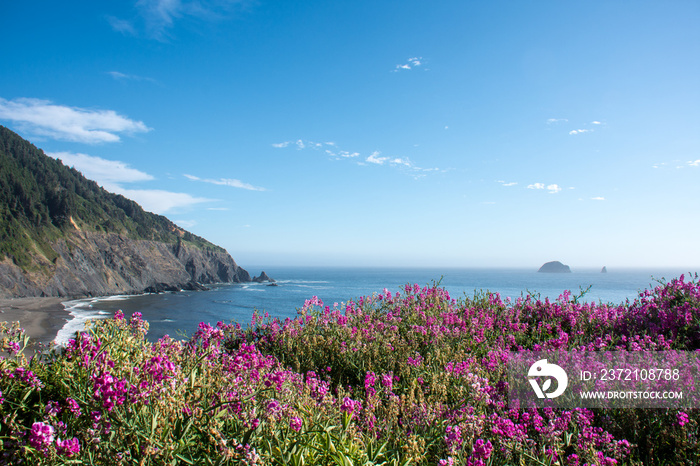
0,231,251,298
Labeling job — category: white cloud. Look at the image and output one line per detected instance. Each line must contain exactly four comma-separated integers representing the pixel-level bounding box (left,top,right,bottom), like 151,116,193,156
688,159,700,167
116,188,210,214
591,197,605,201
591,121,602,125
391,157,412,166
0,97,151,143
50,152,154,184
497,180,517,187
527,182,562,194
206,207,230,211
546,184,562,194
366,151,389,165
184,174,266,191
273,140,329,150
394,57,424,71
569,129,590,135
326,149,359,158
547,118,568,124
49,151,209,214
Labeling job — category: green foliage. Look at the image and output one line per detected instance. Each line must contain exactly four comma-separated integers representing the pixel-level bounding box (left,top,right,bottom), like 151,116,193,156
0,126,222,270
3,278,700,464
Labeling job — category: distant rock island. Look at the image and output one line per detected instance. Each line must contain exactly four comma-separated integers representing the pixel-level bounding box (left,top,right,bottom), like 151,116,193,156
0,126,270,298
252,271,275,283
537,261,572,273
601,266,608,273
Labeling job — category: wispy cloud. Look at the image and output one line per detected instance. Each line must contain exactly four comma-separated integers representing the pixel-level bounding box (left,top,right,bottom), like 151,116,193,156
184,174,266,191
394,57,424,72
653,160,699,169
496,180,518,187
272,139,326,150
274,140,439,176
326,149,359,158
527,183,545,190
0,97,150,143
591,197,605,201
107,71,157,84
50,151,210,214
174,219,197,229
116,188,210,214
548,118,602,135
111,0,250,40
50,152,154,184
106,16,137,35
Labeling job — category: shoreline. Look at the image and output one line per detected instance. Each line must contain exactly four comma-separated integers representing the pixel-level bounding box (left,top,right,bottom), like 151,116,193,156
0,297,71,349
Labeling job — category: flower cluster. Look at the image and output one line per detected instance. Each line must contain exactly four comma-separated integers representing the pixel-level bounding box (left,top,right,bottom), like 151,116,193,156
0,275,698,464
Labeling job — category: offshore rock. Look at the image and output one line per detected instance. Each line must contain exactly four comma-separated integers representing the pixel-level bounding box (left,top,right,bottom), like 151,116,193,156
252,271,275,283
0,231,251,298
537,261,572,273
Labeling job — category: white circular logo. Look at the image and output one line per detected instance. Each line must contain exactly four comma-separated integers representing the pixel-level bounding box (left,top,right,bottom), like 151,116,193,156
528,359,568,399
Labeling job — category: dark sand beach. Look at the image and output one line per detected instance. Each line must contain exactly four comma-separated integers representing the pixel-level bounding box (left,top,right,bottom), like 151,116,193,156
0,297,70,348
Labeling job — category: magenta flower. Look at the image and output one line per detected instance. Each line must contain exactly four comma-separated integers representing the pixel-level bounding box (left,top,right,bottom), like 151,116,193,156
445,425,463,451
341,397,358,415
678,411,690,427
290,416,303,432
56,437,80,457
7,340,20,354
28,421,54,452
66,398,81,417
472,439,493,459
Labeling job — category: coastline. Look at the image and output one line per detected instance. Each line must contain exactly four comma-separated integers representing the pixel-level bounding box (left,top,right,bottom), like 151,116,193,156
0,297,71,348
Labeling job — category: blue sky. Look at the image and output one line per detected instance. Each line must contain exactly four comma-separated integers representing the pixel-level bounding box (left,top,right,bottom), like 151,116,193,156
1,1,698,269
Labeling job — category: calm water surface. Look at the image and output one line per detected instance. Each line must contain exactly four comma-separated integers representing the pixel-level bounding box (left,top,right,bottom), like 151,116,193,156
57,267,693,345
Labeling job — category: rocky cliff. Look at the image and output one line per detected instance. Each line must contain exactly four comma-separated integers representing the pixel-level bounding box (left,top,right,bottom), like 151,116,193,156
0,230,252,298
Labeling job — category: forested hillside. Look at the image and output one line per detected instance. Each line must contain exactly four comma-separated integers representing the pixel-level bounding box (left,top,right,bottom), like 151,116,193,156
0,125,220,269
0,126,252,298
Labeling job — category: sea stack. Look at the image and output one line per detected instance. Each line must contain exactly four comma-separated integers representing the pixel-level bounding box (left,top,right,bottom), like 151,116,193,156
252,271,275,283
537,261,572,273
601,266,608,273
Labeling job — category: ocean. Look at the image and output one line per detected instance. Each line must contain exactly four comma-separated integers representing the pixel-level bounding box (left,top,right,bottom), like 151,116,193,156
56,266,693,345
